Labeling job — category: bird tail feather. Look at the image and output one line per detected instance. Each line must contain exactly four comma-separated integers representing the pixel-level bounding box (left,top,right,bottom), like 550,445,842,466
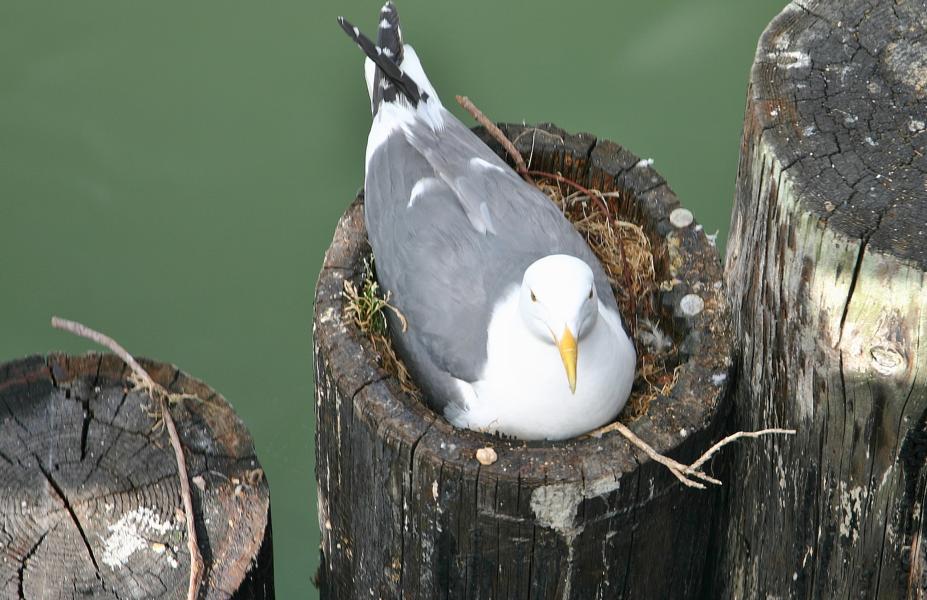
338,2,429,115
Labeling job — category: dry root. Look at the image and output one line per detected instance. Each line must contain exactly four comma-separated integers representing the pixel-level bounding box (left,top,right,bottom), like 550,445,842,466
589,422,797,489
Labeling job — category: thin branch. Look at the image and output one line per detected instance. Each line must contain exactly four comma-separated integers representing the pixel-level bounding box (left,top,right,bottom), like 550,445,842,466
590,421,795,489
687,428,796,472
454,96,612,217
456,95,528,173
609,422,718,489
51,317,152,388
51,316,204,600
160,392,204,600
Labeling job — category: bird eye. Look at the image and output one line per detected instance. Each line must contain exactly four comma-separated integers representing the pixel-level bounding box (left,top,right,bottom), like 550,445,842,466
588,288,594,300
530,290,537,302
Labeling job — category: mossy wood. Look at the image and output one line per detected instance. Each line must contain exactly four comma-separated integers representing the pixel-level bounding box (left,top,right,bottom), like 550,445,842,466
0,353,273,599
712,0,927,597
314,123,733,598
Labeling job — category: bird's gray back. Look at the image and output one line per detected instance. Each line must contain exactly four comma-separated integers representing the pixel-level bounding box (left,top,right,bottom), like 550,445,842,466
364,117,618,412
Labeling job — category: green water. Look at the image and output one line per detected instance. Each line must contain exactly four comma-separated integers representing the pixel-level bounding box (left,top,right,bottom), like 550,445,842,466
1,1,784,597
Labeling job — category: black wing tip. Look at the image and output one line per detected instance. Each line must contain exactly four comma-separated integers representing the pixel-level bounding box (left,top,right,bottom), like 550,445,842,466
381,2,398,21
379,4,400,28
339,3,425,109
337,16,354,36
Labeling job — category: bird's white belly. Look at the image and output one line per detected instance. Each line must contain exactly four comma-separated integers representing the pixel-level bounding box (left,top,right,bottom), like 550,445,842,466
451,297,635,440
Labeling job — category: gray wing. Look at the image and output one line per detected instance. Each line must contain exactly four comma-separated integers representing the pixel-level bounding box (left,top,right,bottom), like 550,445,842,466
364,115,618,413
402,110,620,312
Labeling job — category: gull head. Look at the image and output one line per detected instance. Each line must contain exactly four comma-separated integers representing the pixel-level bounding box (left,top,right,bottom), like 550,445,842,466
519,254,600,394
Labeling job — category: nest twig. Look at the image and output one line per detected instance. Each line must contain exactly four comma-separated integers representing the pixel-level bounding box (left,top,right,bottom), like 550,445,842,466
590,422,796,489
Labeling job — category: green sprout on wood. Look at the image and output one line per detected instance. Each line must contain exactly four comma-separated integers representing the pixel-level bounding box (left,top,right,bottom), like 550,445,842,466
342,256,407,337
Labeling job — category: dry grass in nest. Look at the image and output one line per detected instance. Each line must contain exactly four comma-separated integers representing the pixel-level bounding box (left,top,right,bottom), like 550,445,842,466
342,181,681,423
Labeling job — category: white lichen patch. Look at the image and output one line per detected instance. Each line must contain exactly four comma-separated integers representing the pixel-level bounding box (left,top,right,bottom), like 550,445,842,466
838,482,864,544
883,40,927,99
669,208,694,228
320,307,337,324
711,372,727,386
531,476,625,542
767,50,810,70
680,293,704,317
530,483,583,536
101,507,174,569
774,33,791,50
777,450,787,491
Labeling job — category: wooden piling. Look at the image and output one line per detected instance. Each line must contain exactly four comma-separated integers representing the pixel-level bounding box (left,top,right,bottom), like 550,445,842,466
0,353,274,599
314,123,733,598
711,0,927,596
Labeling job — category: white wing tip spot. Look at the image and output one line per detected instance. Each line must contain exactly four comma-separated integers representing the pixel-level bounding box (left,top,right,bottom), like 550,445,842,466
479,201,496,234
408,177,440,208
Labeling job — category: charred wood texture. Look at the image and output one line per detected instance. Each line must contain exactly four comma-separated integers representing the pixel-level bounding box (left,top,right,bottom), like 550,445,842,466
314,123,733,599
712,0,927,597
0,353,273,599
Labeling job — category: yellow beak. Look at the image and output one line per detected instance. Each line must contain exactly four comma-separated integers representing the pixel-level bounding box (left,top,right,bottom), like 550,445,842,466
557,326,578,394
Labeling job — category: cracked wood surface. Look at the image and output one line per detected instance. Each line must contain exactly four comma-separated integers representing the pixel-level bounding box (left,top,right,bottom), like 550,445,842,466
712,1,927,597
0,354,273,599
314,123,734,599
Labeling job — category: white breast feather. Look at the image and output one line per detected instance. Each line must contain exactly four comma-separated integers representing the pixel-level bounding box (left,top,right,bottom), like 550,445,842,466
450,288,635,440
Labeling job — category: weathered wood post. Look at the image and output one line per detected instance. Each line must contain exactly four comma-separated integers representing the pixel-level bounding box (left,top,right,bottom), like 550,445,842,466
712,0,927,596
0,353,274,599
315,123,734,598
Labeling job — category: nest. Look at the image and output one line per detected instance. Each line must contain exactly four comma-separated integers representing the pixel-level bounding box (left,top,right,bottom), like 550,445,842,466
343,177,681,424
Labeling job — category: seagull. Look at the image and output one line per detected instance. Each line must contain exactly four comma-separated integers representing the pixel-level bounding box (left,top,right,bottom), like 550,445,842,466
338,3,636,440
